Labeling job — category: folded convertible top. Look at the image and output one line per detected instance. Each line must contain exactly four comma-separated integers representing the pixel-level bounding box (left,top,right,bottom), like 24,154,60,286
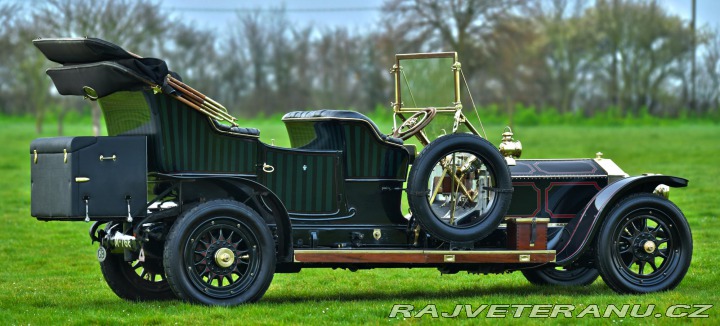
33,37,139,65
33,37,171,98
33,37,239,127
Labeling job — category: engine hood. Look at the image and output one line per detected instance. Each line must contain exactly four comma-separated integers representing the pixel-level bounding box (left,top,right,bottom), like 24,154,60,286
510,158,628,182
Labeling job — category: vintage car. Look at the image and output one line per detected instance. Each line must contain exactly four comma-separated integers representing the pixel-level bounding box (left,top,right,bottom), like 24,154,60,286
29,38,692,306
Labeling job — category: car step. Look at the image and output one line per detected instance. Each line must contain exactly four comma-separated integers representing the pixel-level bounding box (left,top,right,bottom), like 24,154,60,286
293,249,555,264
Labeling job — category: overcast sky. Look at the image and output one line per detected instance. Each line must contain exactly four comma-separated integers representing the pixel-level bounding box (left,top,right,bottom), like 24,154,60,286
162,0,719,31
164,0,386,30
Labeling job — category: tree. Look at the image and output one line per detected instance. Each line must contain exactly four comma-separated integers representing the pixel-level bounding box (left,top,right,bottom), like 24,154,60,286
381,0,523,75
160,24,223,102
0,4,20,113
696,30,720,114
0,3,54,133
590,0,694,116
1,0,717,128
526,0,596,113
29,0,170,135
238,11,272,112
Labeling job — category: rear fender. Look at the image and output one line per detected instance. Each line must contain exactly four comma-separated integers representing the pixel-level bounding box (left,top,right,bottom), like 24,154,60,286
553,175,688,265
160,175,293,263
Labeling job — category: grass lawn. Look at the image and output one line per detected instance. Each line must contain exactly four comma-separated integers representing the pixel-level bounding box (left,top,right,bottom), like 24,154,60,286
0,115,718,325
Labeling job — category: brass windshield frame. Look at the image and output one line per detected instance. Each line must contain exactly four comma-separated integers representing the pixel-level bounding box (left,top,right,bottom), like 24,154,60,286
391,52,480,144
392,52,461,113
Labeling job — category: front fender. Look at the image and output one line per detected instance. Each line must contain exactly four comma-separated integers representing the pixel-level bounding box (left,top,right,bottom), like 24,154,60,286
553,175,688,265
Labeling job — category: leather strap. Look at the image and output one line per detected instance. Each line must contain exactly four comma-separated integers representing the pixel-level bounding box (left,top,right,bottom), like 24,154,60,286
530,217,537,247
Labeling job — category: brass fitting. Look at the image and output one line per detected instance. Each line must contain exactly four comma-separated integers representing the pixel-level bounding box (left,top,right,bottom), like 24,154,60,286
499,127,522,166
653,184,670,199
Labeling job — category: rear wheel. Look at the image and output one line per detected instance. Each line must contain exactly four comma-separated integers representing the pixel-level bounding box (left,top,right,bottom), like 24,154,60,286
522,266,599,286
596,194,692,294
407,134,512,242
164,200,275,305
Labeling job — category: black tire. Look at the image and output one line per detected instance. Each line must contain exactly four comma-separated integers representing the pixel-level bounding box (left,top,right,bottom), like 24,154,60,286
100,252,176,301
407,134,512,242
163,200,275,305
595,194,692,294
522,266,600,286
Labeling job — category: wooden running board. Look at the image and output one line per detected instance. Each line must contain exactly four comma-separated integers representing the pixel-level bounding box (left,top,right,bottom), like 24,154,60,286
293,249,556,264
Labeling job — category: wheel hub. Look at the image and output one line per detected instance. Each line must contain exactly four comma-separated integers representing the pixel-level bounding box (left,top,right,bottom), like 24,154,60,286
214,247,235,268
632,233,656,260
207,242,237,274
643,240,656,254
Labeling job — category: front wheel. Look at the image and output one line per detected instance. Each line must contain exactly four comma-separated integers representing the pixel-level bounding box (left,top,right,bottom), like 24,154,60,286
164,200,275,305
595,194,692,294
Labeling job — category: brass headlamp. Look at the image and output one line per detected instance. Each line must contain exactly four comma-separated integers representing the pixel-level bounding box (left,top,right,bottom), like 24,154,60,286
499,127,522,166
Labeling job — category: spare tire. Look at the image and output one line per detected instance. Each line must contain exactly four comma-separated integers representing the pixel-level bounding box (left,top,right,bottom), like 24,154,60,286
407,134,512,242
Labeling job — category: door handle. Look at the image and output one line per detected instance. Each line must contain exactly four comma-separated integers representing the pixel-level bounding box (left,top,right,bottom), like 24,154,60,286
262,163,274,173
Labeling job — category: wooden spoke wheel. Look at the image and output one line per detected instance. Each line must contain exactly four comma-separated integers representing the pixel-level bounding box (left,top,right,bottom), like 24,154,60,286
164,200,275,305
595,194,692,294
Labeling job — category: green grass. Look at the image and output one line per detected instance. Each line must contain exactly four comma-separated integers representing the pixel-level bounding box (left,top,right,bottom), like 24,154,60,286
1,116,718,325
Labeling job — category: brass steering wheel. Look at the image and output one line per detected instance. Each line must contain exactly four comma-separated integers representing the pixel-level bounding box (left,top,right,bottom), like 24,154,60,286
392,108,437,140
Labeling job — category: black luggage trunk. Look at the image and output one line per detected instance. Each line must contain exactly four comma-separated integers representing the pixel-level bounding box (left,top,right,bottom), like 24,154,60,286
30,136,147,220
